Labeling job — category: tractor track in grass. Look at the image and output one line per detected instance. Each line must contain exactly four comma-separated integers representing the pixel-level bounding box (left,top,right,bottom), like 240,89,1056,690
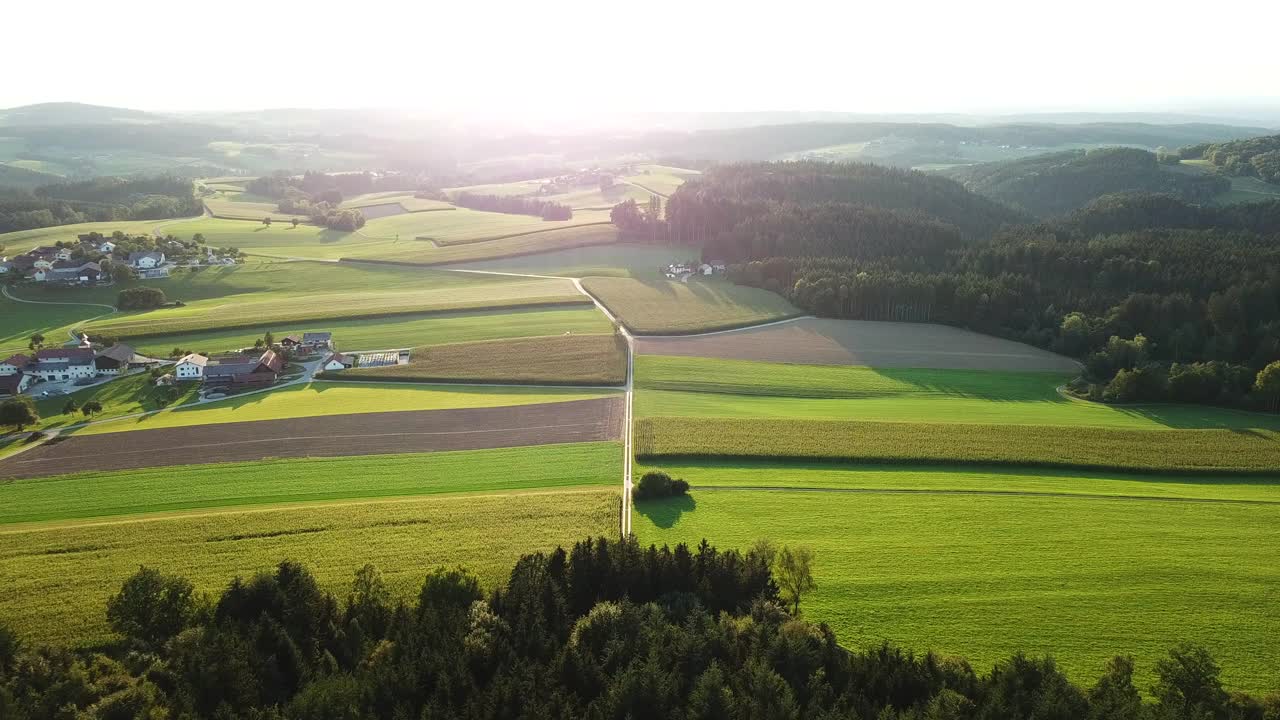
691,485,1280,506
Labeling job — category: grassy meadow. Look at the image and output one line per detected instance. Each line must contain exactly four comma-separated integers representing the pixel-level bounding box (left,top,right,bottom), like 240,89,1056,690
0,219,171,253
336,334,628,386
631,481,1280,694
2,488,619,646
75,381,617,435
0,295,114,357
581,277,800,334
123,305,613,357
451,242,700,278
23,372,201,432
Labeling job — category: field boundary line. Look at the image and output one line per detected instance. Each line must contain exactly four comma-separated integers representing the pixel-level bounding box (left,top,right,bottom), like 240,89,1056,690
691,485,1280,506
2,285,118,342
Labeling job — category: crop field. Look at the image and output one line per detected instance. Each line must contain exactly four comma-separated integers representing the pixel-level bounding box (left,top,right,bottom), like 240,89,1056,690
338,334,629,385
0,219,169,253
3,487,619,646
123,305,613,357
631,477,1280,693
451,242,701,278
621,165,699,197
74,381,617,435
444,179,547,197
339,193,453,212
363,207,613,245
634,417,1280,473
632,356,1280,429
82,262,586,339
634,317,1081,372
581,277,801,334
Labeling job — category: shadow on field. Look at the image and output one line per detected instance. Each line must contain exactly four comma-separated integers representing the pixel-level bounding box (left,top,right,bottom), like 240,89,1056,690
635,494,697,529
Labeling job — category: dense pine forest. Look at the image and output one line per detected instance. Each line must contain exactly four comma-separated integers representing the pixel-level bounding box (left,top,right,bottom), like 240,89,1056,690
942,148,1229,216
2,538,1274,719
637,163,1280,408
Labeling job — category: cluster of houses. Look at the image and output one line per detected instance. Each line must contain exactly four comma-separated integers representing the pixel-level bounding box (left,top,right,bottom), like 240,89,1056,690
172,332,338,389
664,261,726,281
0,239,173,285
0,342,160,398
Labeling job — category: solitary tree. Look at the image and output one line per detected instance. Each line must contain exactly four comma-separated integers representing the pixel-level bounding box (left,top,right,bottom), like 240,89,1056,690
0,397,39,431
291,218,300,228
263,216,273,227
1254,361,1280,411
81,400,103,418
775,545,817,615
62,398,80,416
28,333,45,350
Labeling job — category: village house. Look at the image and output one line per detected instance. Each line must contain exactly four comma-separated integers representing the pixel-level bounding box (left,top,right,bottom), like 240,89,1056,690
278,335,303,350
175,353,208,380
301,332,333,352
202,349,284,388
27,348,97,382
0,372,33,398
38,261,102,285
0,353,31,376
323,352,353,371
127,251,165,269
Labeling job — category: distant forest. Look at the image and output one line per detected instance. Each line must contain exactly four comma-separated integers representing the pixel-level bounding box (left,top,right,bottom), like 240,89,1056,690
3,537,1273,719
620,163,1280,409
1182,134,1280,184
943,148,1228,216
0,175,200,233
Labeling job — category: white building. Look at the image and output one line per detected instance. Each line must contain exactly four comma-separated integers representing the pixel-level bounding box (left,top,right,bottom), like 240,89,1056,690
323,353,353,371
28,348,97,382
0,354,31,376
128,251,165,269
175,353,208,380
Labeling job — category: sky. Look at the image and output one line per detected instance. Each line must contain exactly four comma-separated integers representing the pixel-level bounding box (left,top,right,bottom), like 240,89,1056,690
4,0,1279,120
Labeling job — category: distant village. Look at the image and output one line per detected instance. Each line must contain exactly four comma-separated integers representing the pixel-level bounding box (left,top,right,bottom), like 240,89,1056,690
0,231,243,286
664,260,726,282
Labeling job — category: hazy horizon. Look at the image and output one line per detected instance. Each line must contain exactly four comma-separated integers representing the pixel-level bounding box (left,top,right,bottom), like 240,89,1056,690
5,0,1279,123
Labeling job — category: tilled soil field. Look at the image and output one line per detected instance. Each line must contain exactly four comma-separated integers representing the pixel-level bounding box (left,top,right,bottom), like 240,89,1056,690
0,397,623,480
635,317,1080,372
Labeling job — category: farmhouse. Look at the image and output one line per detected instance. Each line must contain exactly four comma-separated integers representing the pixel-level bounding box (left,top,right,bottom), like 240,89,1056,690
0,354,30,376
279,335,303,349
127,251,165,269
175,353,208,380
203,349,284,387
323,352,353,371
28,348,97,382
43,261,103,285
0,372,33,398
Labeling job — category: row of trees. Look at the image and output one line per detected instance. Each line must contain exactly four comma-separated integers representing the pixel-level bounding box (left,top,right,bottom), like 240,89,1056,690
0,175,201,233
453,191,573,220
1,540,1274,719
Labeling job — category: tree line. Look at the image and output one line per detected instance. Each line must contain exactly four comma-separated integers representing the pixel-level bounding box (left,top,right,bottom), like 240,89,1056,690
1,538,1274,719
0,175,201,233
1181,134,1280,184
621,162,1280,410
454,191,573,220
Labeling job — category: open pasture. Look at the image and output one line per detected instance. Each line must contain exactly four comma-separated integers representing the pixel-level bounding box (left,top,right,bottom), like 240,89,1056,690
632,480,1280,694
632,356,1279,429
82,262,586,339
0,219,169,253
24,372,201,433
360,207,613,245
340,192,454,212
450,242,700,278
1,397,623,479
2,488,618,646
633,416,1280,473
203,194,309,222
634,317,1081,372
73,381,617,435
0,296,113,357
337,334,629,386
124,305,612,358
581,277,801,334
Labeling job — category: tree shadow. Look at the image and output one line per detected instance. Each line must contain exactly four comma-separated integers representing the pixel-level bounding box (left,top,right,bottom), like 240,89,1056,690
635,494,697,529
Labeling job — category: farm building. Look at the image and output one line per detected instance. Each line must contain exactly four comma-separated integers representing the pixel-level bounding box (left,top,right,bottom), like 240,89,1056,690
175,354,208,380
94,344,154,375
279,335,303,349
0,372,33,398
28,348,97,382
203,349,284,387
302,332,334,352
323,353,353,371
0,354,31,376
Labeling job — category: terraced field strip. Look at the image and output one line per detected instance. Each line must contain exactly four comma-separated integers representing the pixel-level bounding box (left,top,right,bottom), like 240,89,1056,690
2,488,619,647
580,277,802,334
631,486,1280,694
634,416,1280,473
633,317,1081,372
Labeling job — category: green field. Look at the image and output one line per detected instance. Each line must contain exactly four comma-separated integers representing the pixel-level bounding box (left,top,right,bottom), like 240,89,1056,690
451,243,700,278
634,416,1280,473
24,372,201,432
3,487,618,646
633,356,1280,430
0,295,114,357
79,261,586,339
337,334,628,386
75,380,617,435
364,208,612,245
632,470,1280,694
123,305,612,357
581,277,800,334
0,219,170,253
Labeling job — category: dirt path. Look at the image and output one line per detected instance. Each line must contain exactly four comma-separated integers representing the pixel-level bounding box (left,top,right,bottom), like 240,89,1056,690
692,485,1280,506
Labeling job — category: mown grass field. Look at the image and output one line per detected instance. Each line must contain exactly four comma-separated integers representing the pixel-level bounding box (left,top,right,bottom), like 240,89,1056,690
25,372,201,432
0,219,169,253
360,207,613,244
75,381,617,435
203,194,310,222
2,488,619,646
0,441,621,525
581,277,800,334
633,356,1280,430
336,334,628,386
339,193,453,212
81,261,586,339
632,481,1280,694
0,296,113,357
124,305,613,357
451,243,700,279
634,416,1280,473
